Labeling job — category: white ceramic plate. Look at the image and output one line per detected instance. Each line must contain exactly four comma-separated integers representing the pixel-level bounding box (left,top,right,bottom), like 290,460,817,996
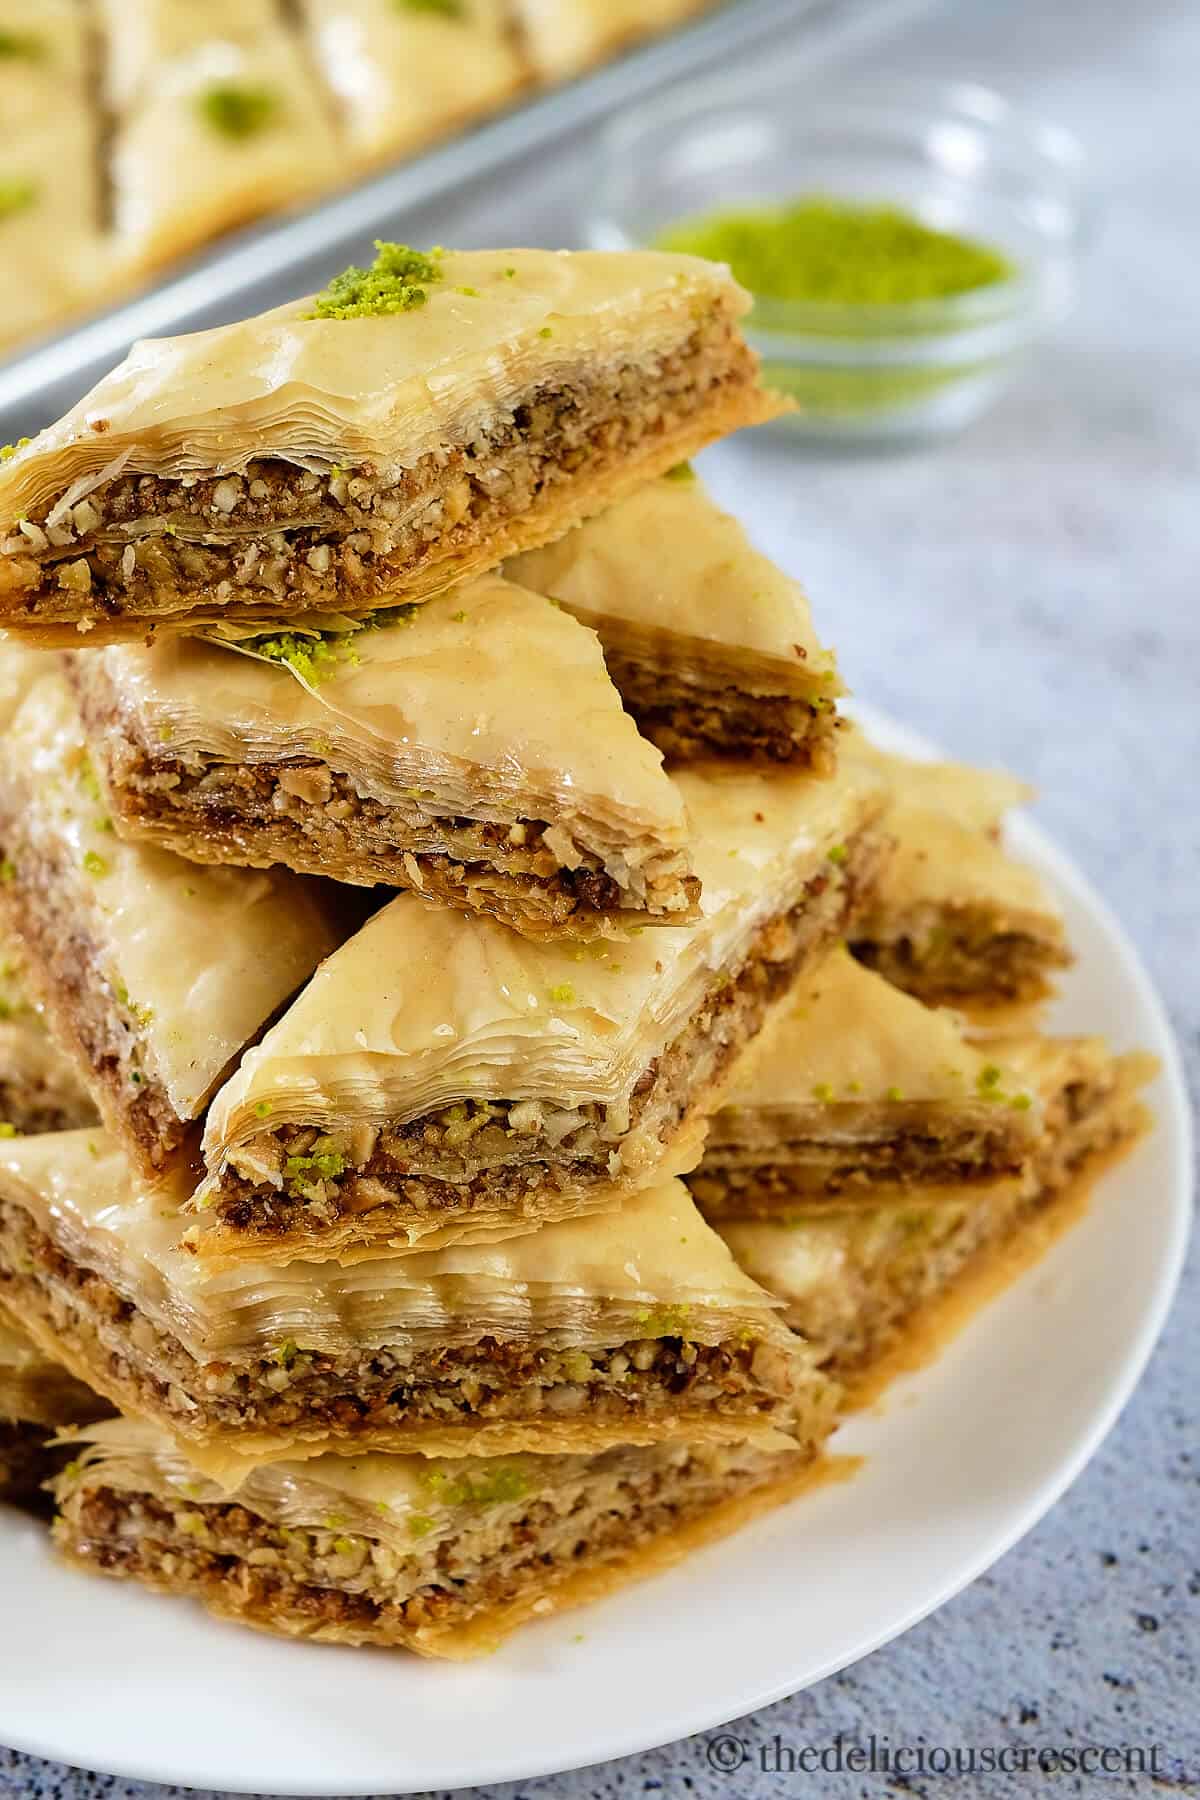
0,710,1189,1796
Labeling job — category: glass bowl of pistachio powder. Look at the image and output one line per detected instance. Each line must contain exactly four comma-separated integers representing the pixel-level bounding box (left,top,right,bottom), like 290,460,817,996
591,74,1088,443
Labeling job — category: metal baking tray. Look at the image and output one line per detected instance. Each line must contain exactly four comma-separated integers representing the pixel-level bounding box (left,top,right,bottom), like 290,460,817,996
0,0,926,435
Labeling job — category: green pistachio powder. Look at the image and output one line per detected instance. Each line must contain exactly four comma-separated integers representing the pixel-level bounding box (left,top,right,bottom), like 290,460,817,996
308,241,445,319
657,196,1015,417
393,0,466,16
198,82,281,139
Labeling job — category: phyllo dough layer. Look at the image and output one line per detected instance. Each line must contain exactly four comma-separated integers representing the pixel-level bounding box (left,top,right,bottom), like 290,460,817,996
300,0,527,166
0,248,780,643
0,674,346,1175
0,1140,824,1466
68,575,699,936
192,755,888,1261
719,1038,1155,1376
52,1415,832,1657
508,470,842,766
690,948,1040,1219
847,736,1071,1012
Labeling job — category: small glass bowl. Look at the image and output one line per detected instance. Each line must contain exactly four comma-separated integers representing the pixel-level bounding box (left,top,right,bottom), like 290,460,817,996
590,74,1090,444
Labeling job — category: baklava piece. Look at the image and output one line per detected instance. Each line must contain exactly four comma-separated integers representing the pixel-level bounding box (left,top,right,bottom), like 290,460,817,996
0,674,345,1175
0,1140,826,1468
689,947,1040,1220
719,1036,1155,1376
67,575,699,936
508,470,842,767
52,1414,833,1657
847,736,1071,1012
190,756,888,1261
107,26,339,278
299,0,527,167
0,247,780,643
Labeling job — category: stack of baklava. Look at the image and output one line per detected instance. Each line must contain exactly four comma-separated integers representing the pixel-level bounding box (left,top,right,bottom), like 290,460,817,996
0,244,1152,1656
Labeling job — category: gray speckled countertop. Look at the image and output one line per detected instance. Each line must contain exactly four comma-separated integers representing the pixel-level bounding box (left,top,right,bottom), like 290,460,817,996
3,0,1196,1794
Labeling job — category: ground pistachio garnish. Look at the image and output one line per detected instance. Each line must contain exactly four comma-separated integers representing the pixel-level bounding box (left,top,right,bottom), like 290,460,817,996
308,241,444,320
284,1139,347,1195
243,605,418,685
0,437,30,461
0,30,43,59
0,179,37,221
247,627,361,687
113,980,153,1028
198,82,280,140
418,1464,533,1508
76,752,103,805
0,1123,19,1139
634,1304,692,1337
656,196,1013,306
394,0,464,15
663,461,695,483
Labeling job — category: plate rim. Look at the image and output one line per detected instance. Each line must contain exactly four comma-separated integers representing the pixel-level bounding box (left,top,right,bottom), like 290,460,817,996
0,706,1191,1794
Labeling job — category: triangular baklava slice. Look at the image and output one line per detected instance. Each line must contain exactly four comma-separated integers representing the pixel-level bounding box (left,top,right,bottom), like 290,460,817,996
0,1136,827,1467
719,1036,1155,1376
507,469,842,767
690,948,1040,1219
847,736,1071,1013
190,755,887,1261
52,1411,833,1658
67,574,699,937
0,248,780,643
0,673,346,1175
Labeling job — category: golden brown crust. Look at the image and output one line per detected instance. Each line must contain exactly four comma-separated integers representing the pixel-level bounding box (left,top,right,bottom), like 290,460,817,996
0,330,780,645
